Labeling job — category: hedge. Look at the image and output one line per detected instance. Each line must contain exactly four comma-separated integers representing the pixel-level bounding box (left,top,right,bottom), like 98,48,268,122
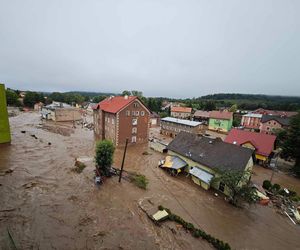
158,205,231,250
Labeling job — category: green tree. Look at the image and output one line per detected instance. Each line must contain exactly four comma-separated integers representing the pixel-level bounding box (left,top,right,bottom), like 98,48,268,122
5,89,19,106
23,91,43,108
95,140,115,176
203,100,216,111
131,90,143,97
92,95,107,103
122,90,131,96
281,112,300,177
229,104,238,113
212,170,257,206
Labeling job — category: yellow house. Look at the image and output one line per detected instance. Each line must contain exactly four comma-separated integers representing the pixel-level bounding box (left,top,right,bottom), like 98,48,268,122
166,131,254,196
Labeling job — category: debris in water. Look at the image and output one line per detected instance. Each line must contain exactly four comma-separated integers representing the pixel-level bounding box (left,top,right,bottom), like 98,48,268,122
21,130,26,133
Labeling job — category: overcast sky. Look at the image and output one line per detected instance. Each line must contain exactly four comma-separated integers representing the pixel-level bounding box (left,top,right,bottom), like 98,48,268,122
0,0,299,98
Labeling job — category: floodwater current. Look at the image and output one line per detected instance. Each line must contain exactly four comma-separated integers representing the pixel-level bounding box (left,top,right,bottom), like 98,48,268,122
0,112,300,249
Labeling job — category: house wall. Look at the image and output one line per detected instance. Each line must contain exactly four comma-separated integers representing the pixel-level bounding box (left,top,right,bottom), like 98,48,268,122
103,112,117,144
171,111,191,119
0,84,11,144
54,108,81,122
260,120,283,135
161,121,201,138
241,116,261,129
117,99,150,146
168,149,253,196
208,118,232,133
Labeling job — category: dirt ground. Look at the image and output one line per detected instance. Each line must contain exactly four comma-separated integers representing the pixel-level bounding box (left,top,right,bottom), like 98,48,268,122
1,112,300,249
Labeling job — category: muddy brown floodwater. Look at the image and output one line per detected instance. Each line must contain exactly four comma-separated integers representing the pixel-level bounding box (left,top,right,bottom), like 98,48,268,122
1,112,300,250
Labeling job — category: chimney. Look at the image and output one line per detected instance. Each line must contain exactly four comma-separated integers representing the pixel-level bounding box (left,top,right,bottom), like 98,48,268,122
124,95,128,100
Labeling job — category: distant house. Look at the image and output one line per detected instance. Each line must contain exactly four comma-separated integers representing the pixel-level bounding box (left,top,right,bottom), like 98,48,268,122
34,102,44,111
150,112,160,127
208,110,233,133
86,102,97,115
193,110,210,124
41,102,81,122
170,106,192,119
166,131,254,194
93,95,150,146
225,128,276,164
160,117,202,138
259,115,291,135
240,113,262,131
253,108,297,118
0,84,11,144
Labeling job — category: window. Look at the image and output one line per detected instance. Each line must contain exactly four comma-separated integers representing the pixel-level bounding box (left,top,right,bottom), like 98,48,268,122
135,111,139,116
268,121,271,124
132,127,137,134
133,102,139,108
112,118,115,125
141,111,145,116
132,111,135,116
132,118,138,125
126,110,130,116
267,127,270,130
131,136,137,143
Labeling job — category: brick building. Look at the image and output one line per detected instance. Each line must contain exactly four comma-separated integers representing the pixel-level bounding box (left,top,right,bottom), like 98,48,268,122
240,113,262,131
253,108,297,118
93,96,150,146
260,115,290,135
160,117,202,138
170,106,192,119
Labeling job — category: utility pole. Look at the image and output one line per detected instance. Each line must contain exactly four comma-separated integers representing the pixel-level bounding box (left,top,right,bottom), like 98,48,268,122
119,138,129,183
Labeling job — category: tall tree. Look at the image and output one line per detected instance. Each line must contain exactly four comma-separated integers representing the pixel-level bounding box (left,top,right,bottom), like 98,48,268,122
95,140,115,176
6,89,19,106
23,91,43,108
122,90,131,96
212,170,257,206
281,112,300,177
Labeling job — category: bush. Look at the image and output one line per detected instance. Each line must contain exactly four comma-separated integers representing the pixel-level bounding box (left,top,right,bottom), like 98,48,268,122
262,180,272,190
272,183,281,192
132,174,149,189
74,161,86,173
278,189,287,196
288,190,297,197
290,196,300,202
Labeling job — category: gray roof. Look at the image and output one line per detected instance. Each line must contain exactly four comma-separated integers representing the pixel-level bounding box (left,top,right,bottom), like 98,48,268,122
161,117,201,127
193,110,211,118
189,166,214,184
261,115,290,126
162,156,188,170
167,131,254,172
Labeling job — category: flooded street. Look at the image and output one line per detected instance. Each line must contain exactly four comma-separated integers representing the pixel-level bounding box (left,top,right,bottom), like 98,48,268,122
1,112,300,249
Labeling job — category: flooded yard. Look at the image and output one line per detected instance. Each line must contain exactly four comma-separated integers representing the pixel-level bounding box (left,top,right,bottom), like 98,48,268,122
1,112,300,249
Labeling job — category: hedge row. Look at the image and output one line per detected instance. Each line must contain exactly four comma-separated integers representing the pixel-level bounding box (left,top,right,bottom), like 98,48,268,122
158,205,231,250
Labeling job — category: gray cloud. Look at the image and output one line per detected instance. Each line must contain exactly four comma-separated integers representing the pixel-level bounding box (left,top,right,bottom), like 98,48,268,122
0,0,299,98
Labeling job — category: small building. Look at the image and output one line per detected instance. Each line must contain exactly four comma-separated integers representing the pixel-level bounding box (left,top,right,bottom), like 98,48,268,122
150,112,161,127
240,113,262,131
208,110,233,133
41,102,81,122
93,95,150,146
253,108,297,118
260,115,291,135
170,106,192,119
225,128,276,164
0,84,11,144
34,102,44,111
193,110,210,124
160,117,202,138
86,103,97,115
166,131,254,194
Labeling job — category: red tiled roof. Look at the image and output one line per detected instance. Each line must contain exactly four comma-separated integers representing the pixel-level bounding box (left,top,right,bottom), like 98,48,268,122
171,106,192,113
210,110,233,120
224,128,276,157
193,110,211,118
93,96,138,113
253,108,297,118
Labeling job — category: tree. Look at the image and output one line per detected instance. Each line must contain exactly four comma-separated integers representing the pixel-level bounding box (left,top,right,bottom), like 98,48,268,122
229,104,238,113
203,100,216,111
131,90,143,97
23,91,43,108
95,140,115,176
122,90,131,96
6,89,19,106
92,95,107,103
212,170,257,206
281,112,300,177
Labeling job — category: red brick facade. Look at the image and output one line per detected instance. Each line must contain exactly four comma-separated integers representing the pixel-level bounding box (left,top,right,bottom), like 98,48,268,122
93,97,150,146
